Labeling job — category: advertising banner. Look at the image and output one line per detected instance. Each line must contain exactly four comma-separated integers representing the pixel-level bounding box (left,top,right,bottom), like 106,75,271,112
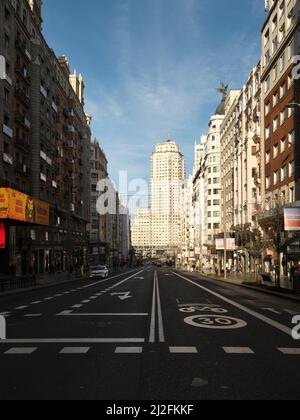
284,208,300,231
0,188,49,226
216,238,236,251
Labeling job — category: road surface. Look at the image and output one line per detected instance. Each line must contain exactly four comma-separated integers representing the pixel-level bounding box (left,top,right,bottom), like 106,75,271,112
0,267,300,400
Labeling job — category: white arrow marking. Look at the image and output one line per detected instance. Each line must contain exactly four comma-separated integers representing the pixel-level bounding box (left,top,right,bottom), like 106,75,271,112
111,292,132,301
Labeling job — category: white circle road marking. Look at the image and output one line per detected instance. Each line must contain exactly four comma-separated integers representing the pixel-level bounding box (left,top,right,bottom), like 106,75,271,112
184,315,247,330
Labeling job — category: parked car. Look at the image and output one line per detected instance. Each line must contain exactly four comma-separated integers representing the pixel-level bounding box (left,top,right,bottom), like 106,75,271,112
89,265,109,279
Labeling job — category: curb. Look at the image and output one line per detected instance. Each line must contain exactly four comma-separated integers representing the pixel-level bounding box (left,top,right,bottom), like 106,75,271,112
241,284,300,304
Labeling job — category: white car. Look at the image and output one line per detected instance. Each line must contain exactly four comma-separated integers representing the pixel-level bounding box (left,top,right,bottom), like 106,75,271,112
90,266,109,279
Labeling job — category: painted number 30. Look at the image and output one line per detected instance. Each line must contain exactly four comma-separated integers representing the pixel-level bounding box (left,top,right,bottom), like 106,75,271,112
184,315,247,330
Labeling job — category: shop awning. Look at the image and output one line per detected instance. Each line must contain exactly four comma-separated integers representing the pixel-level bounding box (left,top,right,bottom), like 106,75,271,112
0,188,49,226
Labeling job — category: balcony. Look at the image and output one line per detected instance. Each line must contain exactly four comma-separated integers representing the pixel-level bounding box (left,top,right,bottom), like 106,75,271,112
16,162,27,175
15,88,30,106
3,124,13,138
15,66,30,83
15,39,32,62
3,153,13,166
15,136,29,150
40,173,47,182
15,113,31,129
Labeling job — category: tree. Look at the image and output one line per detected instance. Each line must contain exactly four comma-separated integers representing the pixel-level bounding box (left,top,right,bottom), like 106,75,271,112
257,197,288,289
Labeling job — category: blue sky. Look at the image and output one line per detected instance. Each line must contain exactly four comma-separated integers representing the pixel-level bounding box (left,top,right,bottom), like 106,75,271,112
43,0,266,185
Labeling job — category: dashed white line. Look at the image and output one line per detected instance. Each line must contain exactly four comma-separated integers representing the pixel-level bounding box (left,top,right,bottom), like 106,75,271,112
15,306,29,310
278,348,300,355
115,347,143,354
223,347,254,354
5,347,37,355
169,347,198,354
60,347,90,354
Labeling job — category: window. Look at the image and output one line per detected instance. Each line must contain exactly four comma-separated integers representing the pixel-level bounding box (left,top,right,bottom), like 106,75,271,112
280,53,285,71
274,170,279,185
289,130,295,146
266,176,271,189
265,50,271,66
265,102,271,115
273,144,279,158
265,76,270,93
273,91,279,106
281,165,287,181
280,81,286,98
266,151,271,163
289,161,295,176
273,37,278,53
266,126,271,139
273,116,279,131
281,137,286,153
280,108,286,125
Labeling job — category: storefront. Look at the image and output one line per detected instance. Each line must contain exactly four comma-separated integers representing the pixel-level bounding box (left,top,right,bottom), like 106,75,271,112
0,188,49,276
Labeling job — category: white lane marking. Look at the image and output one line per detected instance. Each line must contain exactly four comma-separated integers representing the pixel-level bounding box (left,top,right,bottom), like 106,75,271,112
0,338,145,344
60,347,90,354
278,348,300,355
5,347,37,355
57,313,149,317
31,301,42,305
81,270,137,290
89,297,97,300
72,305,83,309
44,297,54,301
173,272,293,337
57,310,73,316
0,312,10,316
15,306,29,310
24,314,41,318
115,347,143,354
262,308,282,315
169,347,198,354
155,271,165,343
191,378,209,387
223,347,254,354
149,272,157,343
81,300,91,304
111,292,132,301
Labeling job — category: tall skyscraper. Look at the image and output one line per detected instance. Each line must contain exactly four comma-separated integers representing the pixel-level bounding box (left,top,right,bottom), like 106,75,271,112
150,140,185,256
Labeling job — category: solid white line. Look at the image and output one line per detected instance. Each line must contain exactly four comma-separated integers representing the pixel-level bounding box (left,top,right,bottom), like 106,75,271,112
278,348,300,355
115,347,143,354
60,347,90,354
169,347,198,354
155,271,165,343
223,347,254,354
149,272,156,343
24,314,41,318
172,272,293,337
5,347,37,355
0,338,145,344
81,270,137,289
58,313,149,317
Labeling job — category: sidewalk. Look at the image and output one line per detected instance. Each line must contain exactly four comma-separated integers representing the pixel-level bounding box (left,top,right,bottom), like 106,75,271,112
187,270,300,304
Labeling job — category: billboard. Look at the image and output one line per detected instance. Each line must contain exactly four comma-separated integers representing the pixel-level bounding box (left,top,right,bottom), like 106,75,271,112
0,188,49,226
216,238,236,251
284,208,300,231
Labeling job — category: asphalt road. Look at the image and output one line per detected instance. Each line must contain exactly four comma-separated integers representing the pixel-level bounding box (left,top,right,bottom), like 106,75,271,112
0,267,300,400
